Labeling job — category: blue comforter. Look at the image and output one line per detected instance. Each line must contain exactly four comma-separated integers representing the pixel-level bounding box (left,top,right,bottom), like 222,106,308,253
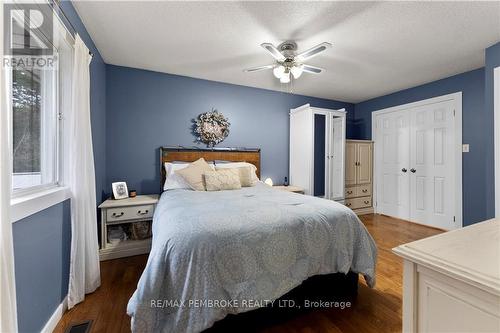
127,183,377,332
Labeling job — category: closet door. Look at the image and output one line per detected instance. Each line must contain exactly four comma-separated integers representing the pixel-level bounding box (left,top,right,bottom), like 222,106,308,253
345,142,357,186
356,142,372,184
409,101,456,229
329,115,345,200
375,112,411,220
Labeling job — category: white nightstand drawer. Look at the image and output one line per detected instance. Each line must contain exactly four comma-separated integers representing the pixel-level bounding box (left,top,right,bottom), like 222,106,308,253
106,204,154,222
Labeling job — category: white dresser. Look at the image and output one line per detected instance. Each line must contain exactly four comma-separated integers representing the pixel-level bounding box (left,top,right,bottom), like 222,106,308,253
393,219,500,333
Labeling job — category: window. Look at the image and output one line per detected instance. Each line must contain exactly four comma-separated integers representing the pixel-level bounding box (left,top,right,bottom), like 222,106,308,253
12,66,58,192
10,7,74,197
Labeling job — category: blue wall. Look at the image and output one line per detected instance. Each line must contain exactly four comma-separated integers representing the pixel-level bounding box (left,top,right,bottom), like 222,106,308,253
485,42,500,218
105,65,354,194
354,68,488,226
13,200,71,333
12,1,106,331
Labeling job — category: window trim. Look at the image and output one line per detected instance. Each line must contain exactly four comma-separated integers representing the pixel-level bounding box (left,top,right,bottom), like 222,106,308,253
11,186,70,223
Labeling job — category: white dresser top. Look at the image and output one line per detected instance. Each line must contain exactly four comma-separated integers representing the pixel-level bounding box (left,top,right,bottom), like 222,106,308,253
98,194,159,209
393,219,500,295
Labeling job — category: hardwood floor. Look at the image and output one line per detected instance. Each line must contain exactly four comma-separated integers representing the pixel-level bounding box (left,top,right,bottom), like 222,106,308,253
53,214,442,333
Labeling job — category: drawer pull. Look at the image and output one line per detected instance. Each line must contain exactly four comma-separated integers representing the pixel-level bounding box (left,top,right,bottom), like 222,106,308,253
137,210,149,215
362,189,368,193
112,212,124,218
347,190,353,194
364,200,370,204
346,203,352,207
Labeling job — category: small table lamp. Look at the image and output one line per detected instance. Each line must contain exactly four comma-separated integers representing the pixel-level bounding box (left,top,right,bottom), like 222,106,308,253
264,178,273,186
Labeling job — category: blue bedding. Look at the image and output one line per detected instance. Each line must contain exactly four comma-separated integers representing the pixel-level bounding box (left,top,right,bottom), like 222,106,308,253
127,183,377,332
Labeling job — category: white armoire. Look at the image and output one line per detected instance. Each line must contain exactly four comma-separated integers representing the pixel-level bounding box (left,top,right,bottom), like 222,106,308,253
289,104,346,201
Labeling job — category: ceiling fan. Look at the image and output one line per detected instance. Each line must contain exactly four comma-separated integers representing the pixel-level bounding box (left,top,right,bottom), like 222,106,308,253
244,41,332,83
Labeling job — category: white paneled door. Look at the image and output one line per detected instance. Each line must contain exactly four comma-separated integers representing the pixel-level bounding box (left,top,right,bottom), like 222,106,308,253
374,97,459,230
409,102,456,229
375,111,411,220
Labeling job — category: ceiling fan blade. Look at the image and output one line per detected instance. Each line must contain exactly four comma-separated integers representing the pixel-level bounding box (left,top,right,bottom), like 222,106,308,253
243,64,275,72
302,64,323,74
261,43,286,62
296,42,332,61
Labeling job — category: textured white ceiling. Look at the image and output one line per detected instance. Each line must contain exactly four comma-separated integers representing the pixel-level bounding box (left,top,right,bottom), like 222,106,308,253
73,1,500,103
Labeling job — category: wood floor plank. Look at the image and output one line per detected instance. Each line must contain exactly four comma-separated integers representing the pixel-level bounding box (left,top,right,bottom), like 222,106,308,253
53,214,442,333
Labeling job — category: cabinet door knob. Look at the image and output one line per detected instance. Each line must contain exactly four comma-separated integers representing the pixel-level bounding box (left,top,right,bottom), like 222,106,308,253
402,168,407,173
410,168,416,173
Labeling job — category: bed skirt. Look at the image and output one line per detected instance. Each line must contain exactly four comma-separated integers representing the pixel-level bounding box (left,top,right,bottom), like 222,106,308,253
205,271,359,332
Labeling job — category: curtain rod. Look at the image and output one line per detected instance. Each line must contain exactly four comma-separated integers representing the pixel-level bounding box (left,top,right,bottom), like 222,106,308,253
49,0,94,57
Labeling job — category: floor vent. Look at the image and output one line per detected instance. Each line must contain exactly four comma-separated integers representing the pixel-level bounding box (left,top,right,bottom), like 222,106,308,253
64,320,93,333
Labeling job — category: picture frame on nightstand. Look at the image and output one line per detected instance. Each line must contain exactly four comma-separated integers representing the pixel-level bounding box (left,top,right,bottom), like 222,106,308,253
112,181,129,200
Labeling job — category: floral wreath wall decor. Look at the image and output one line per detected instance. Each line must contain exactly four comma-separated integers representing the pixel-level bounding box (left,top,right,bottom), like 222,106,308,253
193,109,230,147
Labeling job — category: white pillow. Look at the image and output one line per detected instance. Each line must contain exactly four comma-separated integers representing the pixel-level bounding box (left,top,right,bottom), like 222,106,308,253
215,162,259,183
163,163,190,191
163,162,216,191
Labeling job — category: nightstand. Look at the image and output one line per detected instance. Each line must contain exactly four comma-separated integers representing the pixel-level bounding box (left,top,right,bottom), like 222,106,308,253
273,185,305,194
98,194,159,261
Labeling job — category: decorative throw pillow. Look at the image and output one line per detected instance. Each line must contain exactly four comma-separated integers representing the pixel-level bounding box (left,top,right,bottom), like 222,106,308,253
204,169,242,191
176,158,214,191
237,166,255,187
164,162,215,191
215,162,259,183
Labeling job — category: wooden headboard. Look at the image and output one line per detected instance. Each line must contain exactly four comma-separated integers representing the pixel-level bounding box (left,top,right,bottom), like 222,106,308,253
160,146,261,190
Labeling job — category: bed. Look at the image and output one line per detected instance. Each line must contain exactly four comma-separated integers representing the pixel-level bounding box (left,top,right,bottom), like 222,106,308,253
127,147,377,333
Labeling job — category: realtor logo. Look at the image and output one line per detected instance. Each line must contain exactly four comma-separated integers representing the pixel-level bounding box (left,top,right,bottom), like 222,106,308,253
3,2,55,69
3,2,53,56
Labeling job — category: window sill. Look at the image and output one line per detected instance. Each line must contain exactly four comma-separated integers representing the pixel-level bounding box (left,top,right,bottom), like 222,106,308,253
11,186,71,223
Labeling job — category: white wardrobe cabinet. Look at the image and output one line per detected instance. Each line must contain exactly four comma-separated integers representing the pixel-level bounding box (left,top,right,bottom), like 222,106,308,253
289,104,346,201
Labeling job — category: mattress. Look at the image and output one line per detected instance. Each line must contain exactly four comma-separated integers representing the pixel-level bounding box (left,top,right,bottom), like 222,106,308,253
127,183,377,333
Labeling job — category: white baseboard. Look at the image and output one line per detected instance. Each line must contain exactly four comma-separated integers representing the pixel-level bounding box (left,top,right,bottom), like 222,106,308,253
41,295,68,333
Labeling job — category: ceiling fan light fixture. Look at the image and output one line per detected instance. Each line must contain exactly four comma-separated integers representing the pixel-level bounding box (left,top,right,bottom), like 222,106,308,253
245,41,331,88
291,65,303,79
273,65,285,78
280,71,290,83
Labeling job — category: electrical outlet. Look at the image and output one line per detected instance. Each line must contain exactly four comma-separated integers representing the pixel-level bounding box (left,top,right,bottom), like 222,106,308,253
462,144,470,152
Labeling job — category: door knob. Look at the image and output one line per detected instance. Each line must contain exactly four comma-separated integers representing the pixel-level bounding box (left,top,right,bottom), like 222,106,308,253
402,168,407,173
410,168,416,173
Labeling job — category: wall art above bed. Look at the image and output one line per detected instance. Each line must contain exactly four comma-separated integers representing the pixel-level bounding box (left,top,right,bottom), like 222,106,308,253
193,108,230,147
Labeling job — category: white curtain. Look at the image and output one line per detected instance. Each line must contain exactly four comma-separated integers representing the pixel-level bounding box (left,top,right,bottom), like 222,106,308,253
67,34,101,308
0,3,19,331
